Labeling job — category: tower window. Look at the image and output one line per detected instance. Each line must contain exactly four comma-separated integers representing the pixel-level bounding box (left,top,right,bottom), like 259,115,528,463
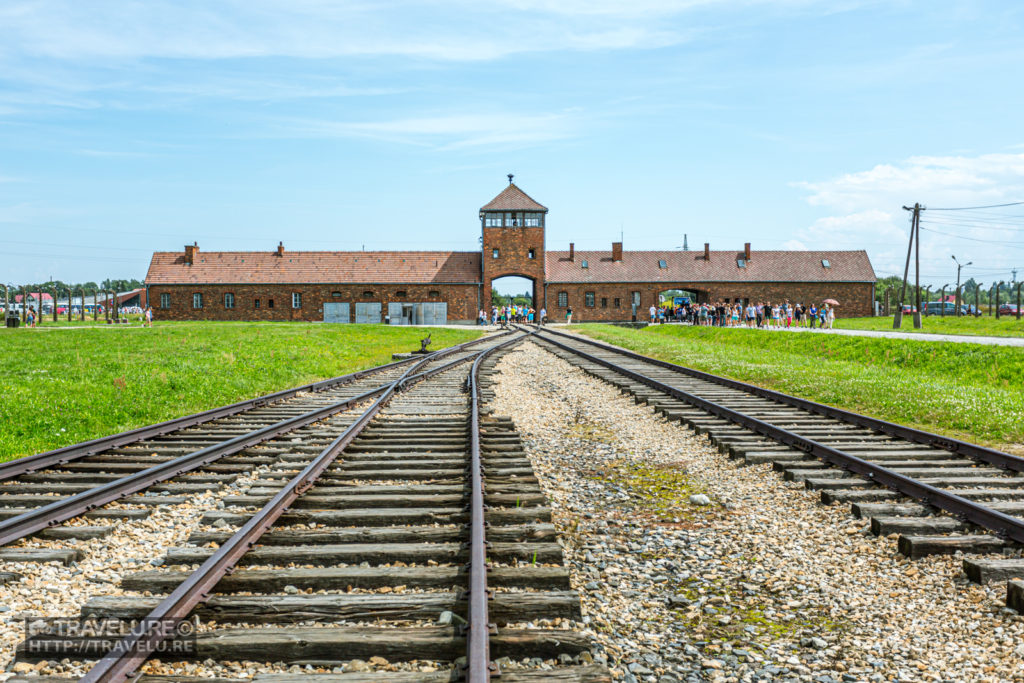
492,248,500,259
528,248,535,259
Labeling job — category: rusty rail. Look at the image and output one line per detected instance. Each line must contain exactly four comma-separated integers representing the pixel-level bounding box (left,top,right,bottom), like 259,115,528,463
79,332,526,683
464,329,533,680
0,334,497,483
537,326,1024,474
533,328,1024,544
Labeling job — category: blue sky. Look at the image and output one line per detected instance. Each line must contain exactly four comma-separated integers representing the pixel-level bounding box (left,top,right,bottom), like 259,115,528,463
2,0,1024,291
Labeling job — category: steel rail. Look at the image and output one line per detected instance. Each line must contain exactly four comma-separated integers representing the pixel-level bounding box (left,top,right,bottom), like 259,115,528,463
0,334,498,483
0,332,512,548
78,333,526,683
535,326,1024,474
534,330,1024,544
465,329,533,680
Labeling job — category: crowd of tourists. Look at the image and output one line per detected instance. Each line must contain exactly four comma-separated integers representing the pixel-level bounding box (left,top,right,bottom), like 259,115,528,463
479,304,546,326
650,301,837,330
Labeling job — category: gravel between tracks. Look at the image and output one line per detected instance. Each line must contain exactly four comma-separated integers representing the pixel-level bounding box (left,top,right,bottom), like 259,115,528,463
490,341,1024,683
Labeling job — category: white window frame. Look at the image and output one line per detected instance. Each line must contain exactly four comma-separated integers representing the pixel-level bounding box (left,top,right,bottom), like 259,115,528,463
192,292,203,309
292,292,302,309
224,292,235,309
160,293,170,309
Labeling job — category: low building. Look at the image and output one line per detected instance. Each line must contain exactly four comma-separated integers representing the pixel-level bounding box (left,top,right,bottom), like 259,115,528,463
145,180,876,323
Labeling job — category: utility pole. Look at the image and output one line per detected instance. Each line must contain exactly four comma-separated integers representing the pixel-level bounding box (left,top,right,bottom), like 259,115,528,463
952,256,971,317
940,285,948,317
996,282,1003,318
897,203,923,328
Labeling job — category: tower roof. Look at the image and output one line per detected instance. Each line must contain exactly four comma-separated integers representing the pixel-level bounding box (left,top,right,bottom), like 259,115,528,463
480,182,548,213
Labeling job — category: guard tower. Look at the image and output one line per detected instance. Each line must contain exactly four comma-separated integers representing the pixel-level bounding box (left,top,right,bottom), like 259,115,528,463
480,175,548,309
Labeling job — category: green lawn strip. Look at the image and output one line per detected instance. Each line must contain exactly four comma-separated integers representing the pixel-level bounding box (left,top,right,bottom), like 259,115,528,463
572,324,1024,450
0,323,482,461
835,315,1024,338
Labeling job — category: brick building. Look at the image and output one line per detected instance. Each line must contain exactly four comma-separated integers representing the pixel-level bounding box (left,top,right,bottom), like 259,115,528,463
145,179,876,323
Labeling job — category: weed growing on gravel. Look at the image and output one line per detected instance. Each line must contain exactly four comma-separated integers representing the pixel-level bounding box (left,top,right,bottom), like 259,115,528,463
575,324,1024,450
594,459,712,522
0,322,482,460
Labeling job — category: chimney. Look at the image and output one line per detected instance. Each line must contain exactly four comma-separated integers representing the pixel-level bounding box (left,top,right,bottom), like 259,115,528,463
612,241,623,262
704,242,710,261
569,243,575,261
744,242,751,260
184,242,198,265
276,241,285,257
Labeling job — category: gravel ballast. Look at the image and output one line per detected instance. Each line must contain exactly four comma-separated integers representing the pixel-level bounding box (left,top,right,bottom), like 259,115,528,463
490,341,1024,683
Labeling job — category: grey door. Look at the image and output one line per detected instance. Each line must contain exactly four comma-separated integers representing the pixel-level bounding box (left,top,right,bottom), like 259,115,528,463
421,302,447,325
323,302,349,323
387,302,404,325
355,302,381,324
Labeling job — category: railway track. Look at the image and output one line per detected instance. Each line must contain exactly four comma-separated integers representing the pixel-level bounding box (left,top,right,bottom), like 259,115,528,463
5,330,610,682
0,334,504,558
528,326,1024,613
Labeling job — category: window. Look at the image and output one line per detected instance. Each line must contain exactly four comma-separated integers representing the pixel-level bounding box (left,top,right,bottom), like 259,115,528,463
395,290,407,298
557,291,568,307
528,248,536,259
585,292,595,307
524,213,542,227
737,259,747,268
581,260,589,269
268,298,274,309
292,292,302,309
492,248,500,259
159,293,170,309
224,293,235,309
659,259,667,269
601,297,608,308
822,259,831,268
254,298,261,309
362,290,375,298
428,290,440,298
192,292,203,309
614,297,621,308
632,291,641,305
484,215,502,227
331,291,342,297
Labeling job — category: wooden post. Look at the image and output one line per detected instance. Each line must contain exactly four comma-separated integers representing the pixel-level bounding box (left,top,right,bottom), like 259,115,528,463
52,285,58,323
975,283,982,318
883,288,890,315
940,286,946,317
93,290,98,321
67,286,72,322
1017,283,1021,321
78,288,85,321
896,205,919,328
21,286,27,323
996,282,1002,319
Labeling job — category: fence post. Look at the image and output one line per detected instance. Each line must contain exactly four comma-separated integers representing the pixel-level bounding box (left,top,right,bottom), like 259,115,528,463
52,285,58,323
92,290,98,321
996,282,1002,318
1017,283,1021,321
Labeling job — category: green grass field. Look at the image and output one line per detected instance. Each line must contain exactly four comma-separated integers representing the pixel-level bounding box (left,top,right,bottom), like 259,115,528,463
836,315,1024,337
573,324,1024,452
0,323,482,461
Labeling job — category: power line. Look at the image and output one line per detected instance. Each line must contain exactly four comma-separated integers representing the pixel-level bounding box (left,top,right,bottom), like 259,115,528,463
927,201,1024,211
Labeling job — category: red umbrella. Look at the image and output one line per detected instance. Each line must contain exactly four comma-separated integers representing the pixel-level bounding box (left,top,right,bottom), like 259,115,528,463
823,298,840,305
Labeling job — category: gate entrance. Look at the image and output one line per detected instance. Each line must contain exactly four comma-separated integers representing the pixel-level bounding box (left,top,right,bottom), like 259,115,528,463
323,302,350,323
387,302,448,325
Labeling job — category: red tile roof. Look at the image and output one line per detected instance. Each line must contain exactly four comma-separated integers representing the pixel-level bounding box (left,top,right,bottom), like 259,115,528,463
545,250,875,283
480,183,548,212
145,251,482,285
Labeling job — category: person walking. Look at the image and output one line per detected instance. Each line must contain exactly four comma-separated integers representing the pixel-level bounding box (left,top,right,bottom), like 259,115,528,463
144,306,153,327
539,307,546,325
566,305,573,325
648,304,657,323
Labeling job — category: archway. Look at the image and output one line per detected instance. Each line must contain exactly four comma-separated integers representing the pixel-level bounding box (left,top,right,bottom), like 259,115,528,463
490,275,535,309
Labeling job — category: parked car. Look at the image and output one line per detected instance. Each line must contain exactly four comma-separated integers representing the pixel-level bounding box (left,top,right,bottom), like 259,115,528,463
999,303,1019,315
900,304,917,314
925,301,970,315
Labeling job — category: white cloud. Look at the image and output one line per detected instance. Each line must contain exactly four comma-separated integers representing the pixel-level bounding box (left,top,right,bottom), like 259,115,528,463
277,112,577,150
794,153,1024,282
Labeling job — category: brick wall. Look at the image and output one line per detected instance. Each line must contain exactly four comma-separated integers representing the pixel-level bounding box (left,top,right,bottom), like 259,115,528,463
149,284,481,323
543,281,874,322
482,226,545,305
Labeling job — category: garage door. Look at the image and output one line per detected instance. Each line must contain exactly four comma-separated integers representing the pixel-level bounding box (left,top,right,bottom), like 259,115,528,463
354,302,381,324
420,302,447,325
323,302,349,323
